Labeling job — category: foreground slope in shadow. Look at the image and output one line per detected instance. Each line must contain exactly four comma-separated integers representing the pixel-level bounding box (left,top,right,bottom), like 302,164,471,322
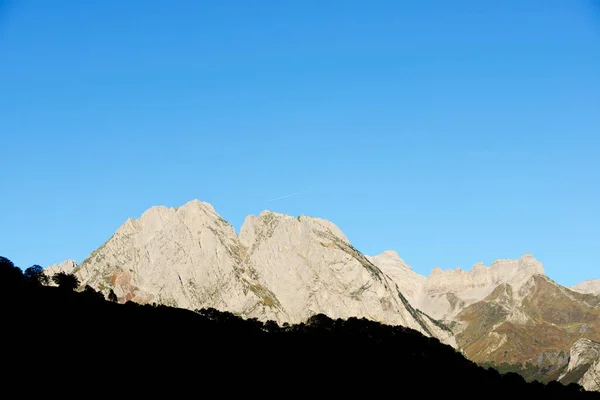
1,256,598,398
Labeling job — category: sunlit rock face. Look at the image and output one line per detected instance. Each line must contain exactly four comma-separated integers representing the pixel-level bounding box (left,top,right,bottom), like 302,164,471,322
572,280,600,295
44,259,77,285
581,357,600,392
50,198,600,384
366,250,426,307
68,199,455,346
369,252,545,321
560,338,600,392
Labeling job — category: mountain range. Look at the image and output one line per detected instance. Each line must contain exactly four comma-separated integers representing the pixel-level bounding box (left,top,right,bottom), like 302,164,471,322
46,199,600,390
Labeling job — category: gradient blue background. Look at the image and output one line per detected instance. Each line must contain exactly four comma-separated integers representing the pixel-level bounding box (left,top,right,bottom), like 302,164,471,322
1,0,599,286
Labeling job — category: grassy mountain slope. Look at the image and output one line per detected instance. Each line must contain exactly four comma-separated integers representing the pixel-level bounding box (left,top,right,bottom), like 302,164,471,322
456,275,600,382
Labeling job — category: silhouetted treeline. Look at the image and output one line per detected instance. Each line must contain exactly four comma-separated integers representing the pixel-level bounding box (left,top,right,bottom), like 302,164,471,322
1,256,598,398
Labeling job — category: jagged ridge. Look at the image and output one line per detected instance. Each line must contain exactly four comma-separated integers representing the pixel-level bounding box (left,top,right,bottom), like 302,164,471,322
64,199,454,345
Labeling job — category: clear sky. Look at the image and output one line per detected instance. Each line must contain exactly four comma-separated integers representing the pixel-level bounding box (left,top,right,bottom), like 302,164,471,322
1,1,599,287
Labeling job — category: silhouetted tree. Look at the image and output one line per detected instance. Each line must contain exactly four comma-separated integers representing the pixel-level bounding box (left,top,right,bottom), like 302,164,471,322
24,265,49,286
0,256,16,270
307,313,334,330
263,320,279,333
566,382,584,393
51,272,79,291
107,289,117,303
82,285,105,302
0,256,24,289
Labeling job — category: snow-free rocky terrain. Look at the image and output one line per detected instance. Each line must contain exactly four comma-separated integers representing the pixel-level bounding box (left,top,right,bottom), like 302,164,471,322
368,250,600,385
48,199,600,388
65,200,454,345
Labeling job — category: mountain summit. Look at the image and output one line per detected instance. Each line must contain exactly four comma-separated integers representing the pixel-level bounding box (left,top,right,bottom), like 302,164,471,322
572,280,600,295
47,199,600,387
365,253,600,385
369,252,546,321
69,199,454,344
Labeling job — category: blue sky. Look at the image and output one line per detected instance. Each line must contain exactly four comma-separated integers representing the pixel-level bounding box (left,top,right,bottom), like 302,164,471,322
1,0,599,287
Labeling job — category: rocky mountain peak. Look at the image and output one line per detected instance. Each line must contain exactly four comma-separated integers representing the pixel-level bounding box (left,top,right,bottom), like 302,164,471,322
470,262,488,276
45,259,77,276
66,199,454,345
366,251,425,309
519,253,545,270
572,279,600,295
368,254,550,322
258,209,277,217
381,249,401,259
239,210,349,247
178,198,217,213
368,250,412,271
488,253,544,275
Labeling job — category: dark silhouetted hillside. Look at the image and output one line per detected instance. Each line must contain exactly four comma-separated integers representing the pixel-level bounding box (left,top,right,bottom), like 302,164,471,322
1,256,598,398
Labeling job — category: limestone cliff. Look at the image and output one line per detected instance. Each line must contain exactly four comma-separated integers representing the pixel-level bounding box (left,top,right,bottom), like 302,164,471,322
366,250,426,307
68,200,454,345
368,252,545,321
72,200,284,321
53,198,600,376
560,338,600,391
45,259,77,276
572,280,600,295
581,357,600,392
44,259,77,286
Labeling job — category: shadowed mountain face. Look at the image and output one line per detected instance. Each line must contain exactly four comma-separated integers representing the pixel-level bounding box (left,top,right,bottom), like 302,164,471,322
67,200,454,344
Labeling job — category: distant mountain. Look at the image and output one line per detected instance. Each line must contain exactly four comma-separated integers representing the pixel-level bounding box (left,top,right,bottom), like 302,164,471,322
366,250,425,307
45,259,76,276
369,251,545,321
43,259,77,286
46,199,600,388
368,252,600,385
454,276,600,380
63,200,454,345
573,280,600,295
